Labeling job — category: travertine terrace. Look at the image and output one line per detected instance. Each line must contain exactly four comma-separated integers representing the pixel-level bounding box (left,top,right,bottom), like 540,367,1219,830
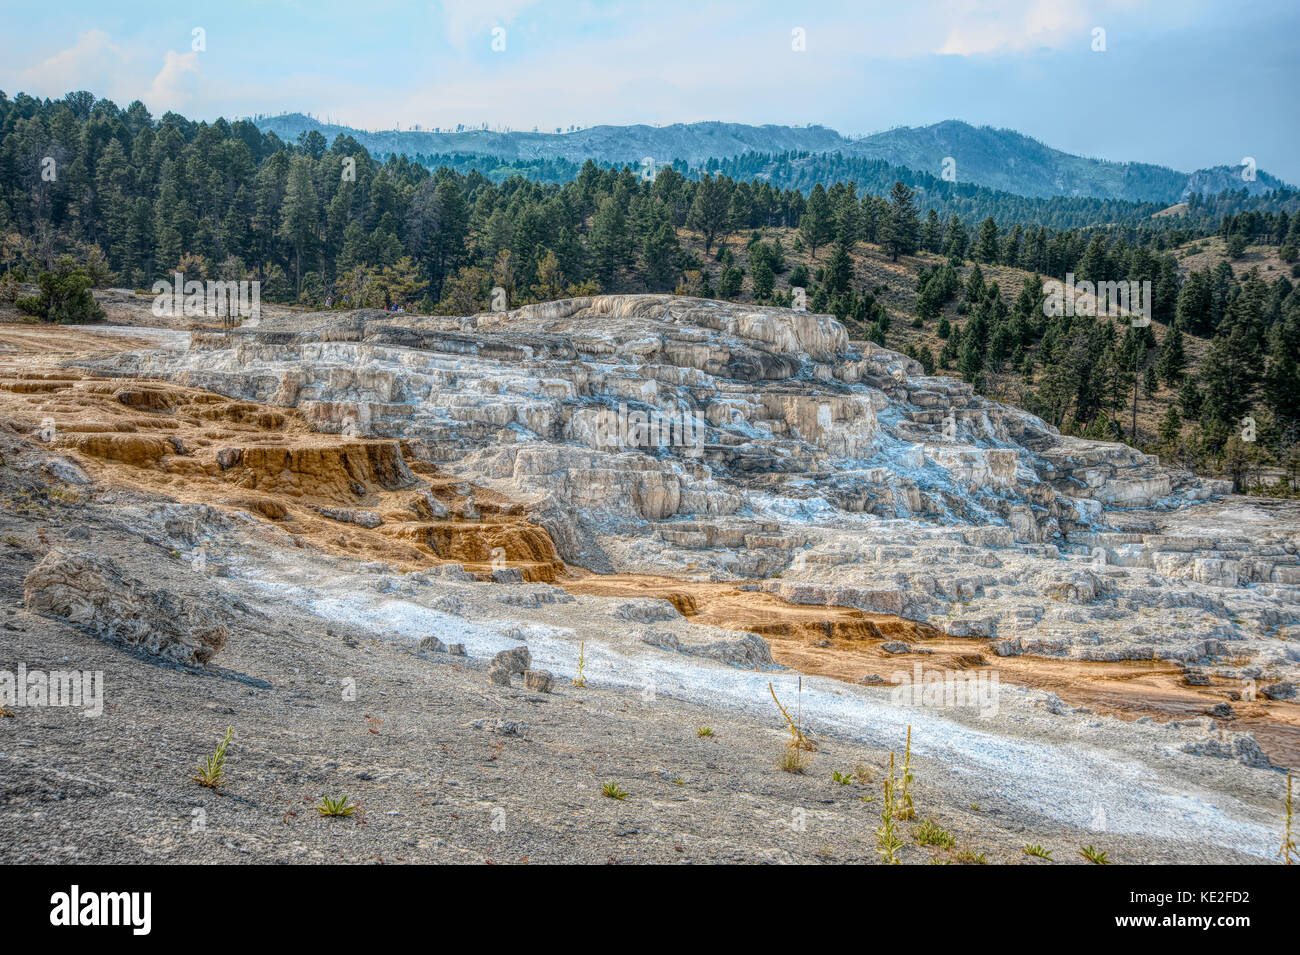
90,295,1299,681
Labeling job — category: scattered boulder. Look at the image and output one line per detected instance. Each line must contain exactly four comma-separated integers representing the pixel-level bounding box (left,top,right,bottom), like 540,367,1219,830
615,599,681,624
23,549,227,666
492,645,531,675
689,632,775,669
418,635,448,654
1261,681,1296,701
522,669,554,693
494,647,532,673
1206,702,1235,718
1040,693,1069,715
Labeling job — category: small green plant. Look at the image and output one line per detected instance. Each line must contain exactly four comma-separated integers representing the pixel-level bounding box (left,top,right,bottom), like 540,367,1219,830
1023,843,1053,859
192,725,232,789
853,762,873,784
875,752,904,864
1279,773,1295,866
317,795,357,817
832,770,853,785
915,818,955,849
954,849,987,864
697,726,714,738
896,725,915,820
1080,845,1110,865
573,641,587,688
601,781,628,800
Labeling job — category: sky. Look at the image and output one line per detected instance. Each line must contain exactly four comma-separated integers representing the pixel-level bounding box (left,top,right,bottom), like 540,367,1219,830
2,0,1298,181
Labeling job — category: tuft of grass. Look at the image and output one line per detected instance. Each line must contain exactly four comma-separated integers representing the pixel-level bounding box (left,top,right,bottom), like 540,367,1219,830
601,781,628,800
779,747,811,774
915,818,956,849
696,726,714,738
192,725,233,789
954,849,987,864
317,795,357,817
1023,843,1053,860
853,762,874,784
1080,845,1110,865
1278,773,1295,865
0,703,14,718
875,752,904,864
573,641,587,688
832,770,853,785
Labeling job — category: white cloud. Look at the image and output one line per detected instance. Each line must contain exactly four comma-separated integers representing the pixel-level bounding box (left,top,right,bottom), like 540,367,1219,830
18,29,124,95
146,50,201,112
936,0,1094,55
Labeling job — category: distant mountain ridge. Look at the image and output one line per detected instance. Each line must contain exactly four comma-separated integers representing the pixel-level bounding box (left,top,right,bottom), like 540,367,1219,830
253,114,1291,204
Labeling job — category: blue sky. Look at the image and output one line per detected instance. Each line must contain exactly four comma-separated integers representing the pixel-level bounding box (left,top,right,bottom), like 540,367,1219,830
3,0,1298,181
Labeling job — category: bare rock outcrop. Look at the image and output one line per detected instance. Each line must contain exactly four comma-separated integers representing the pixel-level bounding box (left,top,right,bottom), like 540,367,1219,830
23,549,228,665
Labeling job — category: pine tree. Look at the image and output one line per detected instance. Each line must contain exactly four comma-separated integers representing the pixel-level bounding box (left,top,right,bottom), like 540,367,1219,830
1156,323,1186,385
943,216,968,262
1158,405,1182,446
974,217,1000,264
824,238,853,296
798,183,833,259
687,175,732,255
751,254,774,300
278,156,320,298
964,263,985,303
921,209,942,254
1199,326,1261,439
881,182,919,261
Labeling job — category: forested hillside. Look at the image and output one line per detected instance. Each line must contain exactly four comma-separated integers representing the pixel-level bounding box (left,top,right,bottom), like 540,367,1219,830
3,90,1299,489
